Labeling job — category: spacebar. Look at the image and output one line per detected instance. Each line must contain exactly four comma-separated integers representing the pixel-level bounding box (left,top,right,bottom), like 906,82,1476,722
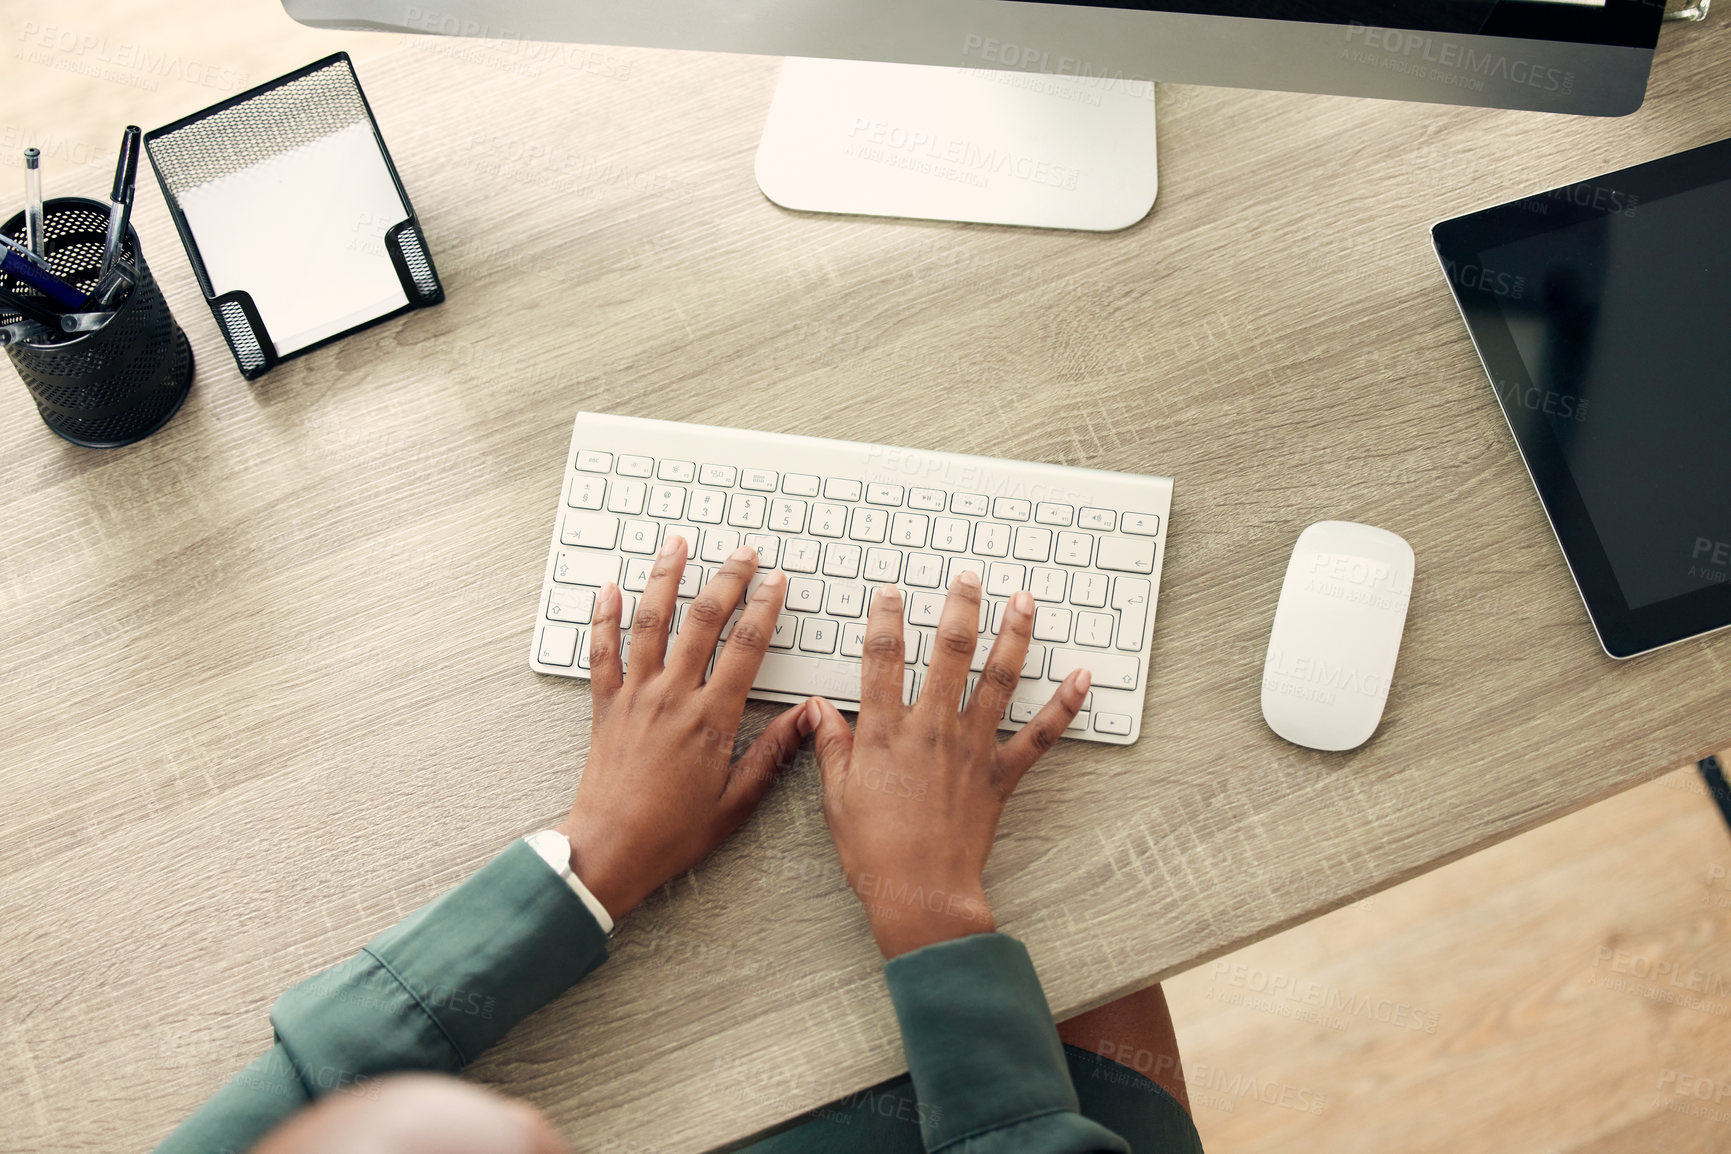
750,652,916,705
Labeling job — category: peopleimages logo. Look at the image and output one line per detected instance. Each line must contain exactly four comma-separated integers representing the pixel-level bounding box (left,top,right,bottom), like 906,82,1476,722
1345,23,1573,95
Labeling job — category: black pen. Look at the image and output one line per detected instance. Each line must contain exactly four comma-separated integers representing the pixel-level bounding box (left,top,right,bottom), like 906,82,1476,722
99,126,141,279
23,148,44,257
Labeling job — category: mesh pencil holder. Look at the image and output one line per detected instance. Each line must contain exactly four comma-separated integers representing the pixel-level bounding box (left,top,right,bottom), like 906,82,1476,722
1,197,194,448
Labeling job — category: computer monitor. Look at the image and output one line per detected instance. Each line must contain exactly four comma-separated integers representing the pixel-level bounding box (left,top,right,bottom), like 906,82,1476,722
284,1,1667,230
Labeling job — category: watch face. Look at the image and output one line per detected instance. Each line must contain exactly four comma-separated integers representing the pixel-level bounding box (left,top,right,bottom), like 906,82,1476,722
525,829,573,876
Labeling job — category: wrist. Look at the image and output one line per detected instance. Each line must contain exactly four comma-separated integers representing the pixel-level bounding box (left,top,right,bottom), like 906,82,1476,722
850,871,995,959
553,817,649,922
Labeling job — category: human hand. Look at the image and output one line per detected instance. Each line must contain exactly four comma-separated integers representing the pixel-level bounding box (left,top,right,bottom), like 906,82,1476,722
554,537,812,921
807,572,1090,958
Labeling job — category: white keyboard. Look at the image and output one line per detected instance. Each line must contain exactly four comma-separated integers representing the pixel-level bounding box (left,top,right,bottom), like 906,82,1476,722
530,412,1172,745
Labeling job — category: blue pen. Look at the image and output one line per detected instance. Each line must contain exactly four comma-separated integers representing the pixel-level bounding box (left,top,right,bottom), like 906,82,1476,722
0,232,87,310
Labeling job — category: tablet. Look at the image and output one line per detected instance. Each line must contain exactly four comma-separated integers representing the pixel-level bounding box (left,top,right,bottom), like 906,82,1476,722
1433,137,1731,658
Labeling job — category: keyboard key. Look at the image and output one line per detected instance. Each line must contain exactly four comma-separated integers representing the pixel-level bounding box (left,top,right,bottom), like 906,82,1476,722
678,562,704,597
769,499,807,533
575,450,612,473
1112,577,1151,651
1034,502,1074,526
1030,568,1067,602
620,520,659,555
699,464,736,487
617,454,654,478
908,592,945,626
864,548,902,582
606,480,647,515
972,523,1011,557
904,553,943,588
554,550,620,586
561,511,620,549
1070,572,1108,608
840,622,867,657
622,557,652,591
826,582,866,618
1094,712,1132,736
783,538,821,573
745,534,779,567
908,487,947,511
1022,644,1046,678
783,473,821,497
1008,701,1041,723
1075,611,1114,648
993,498,1031,521
700,530,742,562
1079,508,1115,531
969,637,994,672
811,503,848,538
752,652,916,705
539,625,580,666
658,459,696,483
568,475,606,510
890,512,929,547
786,577,825,612
945,557,985,586
771,614,798,649
1067,712,1091,732
798,617,839,653
822,542,863,578
1096,537,1156,574
848,508,888,543
951,493,988,516
649,486,685,519
825,478,863,501
662,525,701,556
866,483,904,506
1033,606,1071,642
931,517,970,552
741,468,778,492
986,562,1025,596
727,493,767,529
1012,526,1053,562
688,489,726,524
1049,648,1139,690
1054,532,1093,566
547,586,595,623
1123,512,1161,536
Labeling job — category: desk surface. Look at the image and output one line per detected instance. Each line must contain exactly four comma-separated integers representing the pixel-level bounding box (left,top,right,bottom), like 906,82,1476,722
4,21,1730,1154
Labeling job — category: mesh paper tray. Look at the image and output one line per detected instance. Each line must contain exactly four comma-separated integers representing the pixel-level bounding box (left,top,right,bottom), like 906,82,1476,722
144,52,442,380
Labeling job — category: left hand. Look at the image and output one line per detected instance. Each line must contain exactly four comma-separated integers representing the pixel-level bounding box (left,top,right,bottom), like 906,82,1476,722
554,537,812,920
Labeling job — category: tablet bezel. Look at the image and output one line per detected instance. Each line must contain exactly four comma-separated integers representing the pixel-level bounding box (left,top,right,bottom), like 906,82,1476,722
1432,136,1731,659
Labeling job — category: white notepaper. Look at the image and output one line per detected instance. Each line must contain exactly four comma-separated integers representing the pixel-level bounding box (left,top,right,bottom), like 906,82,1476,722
177,121,411,357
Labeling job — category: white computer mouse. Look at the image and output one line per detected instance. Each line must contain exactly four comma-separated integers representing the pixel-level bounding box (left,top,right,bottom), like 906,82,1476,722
1261,521,1414,751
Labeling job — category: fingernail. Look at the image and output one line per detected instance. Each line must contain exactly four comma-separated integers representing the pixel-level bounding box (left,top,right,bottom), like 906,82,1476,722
659,537,683,558
1072,669,1092,693
1011,590,1033,614
798,699,819,735
599,582,618,613
759,570,786,588
730,545,755,562
877,584,902,606
954,570,980,588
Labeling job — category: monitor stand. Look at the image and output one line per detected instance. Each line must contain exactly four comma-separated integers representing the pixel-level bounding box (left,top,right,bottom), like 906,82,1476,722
755,58,1158,233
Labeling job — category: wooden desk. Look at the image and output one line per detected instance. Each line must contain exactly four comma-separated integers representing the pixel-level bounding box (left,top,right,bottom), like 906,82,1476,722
3,20,1729,1153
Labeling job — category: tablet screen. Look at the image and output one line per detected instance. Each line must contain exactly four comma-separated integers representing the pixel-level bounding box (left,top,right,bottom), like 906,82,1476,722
1434,135,1731,656
1478,179,1731,611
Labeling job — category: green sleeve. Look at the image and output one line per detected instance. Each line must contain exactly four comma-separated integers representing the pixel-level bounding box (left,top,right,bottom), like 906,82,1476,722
883,934,1131,1154
153,840,609,1154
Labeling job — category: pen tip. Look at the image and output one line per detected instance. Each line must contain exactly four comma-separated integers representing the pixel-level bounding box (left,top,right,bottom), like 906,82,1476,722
23,147,38,167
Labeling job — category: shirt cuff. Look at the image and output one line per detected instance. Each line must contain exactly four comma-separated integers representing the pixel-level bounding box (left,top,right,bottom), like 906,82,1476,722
524,829,615,935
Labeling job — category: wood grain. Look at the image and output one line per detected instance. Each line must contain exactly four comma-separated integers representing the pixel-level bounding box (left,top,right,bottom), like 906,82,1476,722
2,8,1728,1152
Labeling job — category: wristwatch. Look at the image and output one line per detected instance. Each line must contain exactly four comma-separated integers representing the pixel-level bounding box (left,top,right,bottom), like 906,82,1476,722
524,828,615,935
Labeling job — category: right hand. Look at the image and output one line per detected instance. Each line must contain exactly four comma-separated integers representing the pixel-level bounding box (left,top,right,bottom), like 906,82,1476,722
806,571,1091,958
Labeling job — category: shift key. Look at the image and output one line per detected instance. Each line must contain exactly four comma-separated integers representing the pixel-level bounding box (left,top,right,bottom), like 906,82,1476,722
1048,648,1139,691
